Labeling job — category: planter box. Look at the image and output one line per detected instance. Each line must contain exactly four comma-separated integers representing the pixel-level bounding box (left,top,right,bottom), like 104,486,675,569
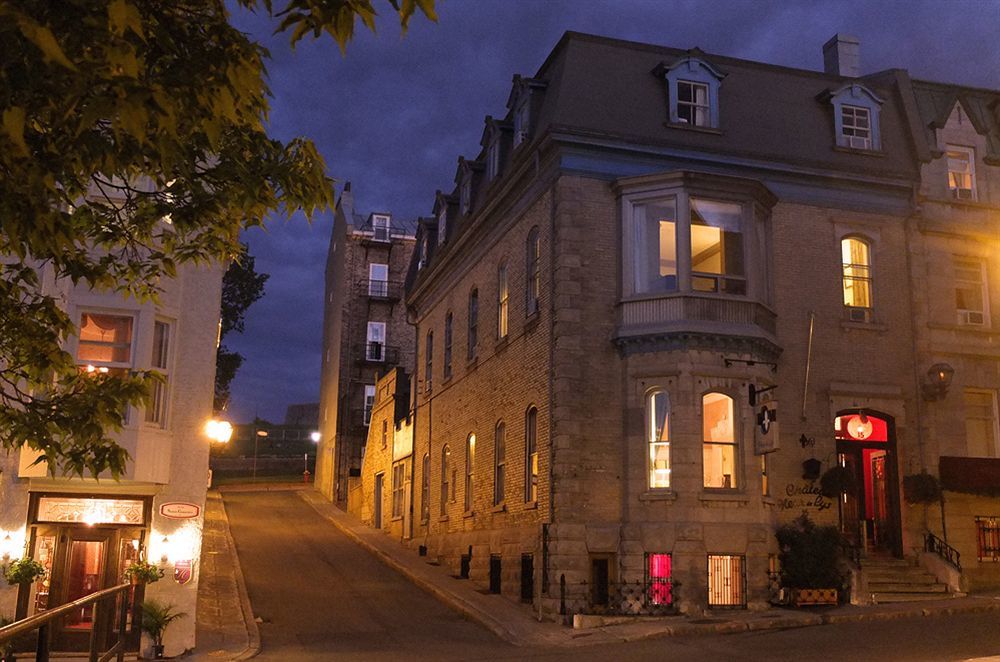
791,588,838,606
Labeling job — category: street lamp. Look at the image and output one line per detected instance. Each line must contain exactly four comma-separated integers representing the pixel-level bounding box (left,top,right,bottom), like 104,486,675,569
310,431,321,443
253,428,268,481
204,419,234,444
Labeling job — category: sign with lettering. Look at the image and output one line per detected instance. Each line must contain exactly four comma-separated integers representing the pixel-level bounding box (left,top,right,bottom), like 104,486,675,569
754,401,780,454
174,559,193,585
778,482,833,512
159,502,201,520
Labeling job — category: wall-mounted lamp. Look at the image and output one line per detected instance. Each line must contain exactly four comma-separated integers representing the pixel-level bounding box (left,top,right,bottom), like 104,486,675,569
204,419,234,444
922,362,955,401
160,536,170,565
310,431,321,443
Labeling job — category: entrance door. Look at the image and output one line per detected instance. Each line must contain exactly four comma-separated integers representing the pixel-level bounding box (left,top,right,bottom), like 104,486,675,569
374,473,384,529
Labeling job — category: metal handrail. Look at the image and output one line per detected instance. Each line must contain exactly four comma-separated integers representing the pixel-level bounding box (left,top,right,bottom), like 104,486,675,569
925,532,962,571
0,582,137,662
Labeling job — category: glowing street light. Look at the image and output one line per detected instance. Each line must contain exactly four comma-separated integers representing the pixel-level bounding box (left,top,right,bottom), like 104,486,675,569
310,431,321,443
204,419,234,444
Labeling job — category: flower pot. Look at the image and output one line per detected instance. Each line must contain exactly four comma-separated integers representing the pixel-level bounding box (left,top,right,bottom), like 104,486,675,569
791,587,838,606
153,644,164,659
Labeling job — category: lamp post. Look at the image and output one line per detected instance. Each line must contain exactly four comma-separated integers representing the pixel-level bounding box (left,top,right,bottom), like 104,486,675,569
254,428,268,481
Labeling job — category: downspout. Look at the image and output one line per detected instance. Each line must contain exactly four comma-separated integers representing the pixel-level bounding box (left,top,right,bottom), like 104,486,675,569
543,172,557,622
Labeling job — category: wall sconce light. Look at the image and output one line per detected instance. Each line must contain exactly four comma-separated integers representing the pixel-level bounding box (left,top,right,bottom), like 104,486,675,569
160,536,170,564
1,534,12,562
310,431,321,443
922,363,955,401
204,418,234,444
798,434,816,449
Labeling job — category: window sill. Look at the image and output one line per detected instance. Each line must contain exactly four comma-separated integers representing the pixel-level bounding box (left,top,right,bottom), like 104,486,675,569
466,355,478,369
438,515,449,523
639,490,676,502
840,319,887,332
663,121,723,135
699,491,750,505
523,500,538,510
391,516,402,523
762,496,777,507
442,374,453,385
463,510,475,519
524,311,541,331
491,503,507,514
833,145,885,157
927,322,996,335
495,336,510,353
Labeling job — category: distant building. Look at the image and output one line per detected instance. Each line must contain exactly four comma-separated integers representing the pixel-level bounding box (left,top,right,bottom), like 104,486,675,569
316,184,418,504
380,31,1000,617
284,402,320,428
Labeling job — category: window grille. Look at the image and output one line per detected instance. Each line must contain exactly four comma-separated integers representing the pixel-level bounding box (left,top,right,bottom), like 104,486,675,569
976,517,1000,562
708,554,746,608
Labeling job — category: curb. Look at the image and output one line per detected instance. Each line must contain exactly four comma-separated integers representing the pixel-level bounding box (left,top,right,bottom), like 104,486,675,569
297,490,526,646
213,492,262,661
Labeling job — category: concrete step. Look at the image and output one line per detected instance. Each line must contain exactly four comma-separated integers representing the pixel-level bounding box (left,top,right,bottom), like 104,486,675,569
868,582,948,593
872,591,956,604
865,571,938,584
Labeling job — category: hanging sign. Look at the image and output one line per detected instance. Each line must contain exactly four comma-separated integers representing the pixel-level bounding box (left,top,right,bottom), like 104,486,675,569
159,502,201,520
754,401,780,454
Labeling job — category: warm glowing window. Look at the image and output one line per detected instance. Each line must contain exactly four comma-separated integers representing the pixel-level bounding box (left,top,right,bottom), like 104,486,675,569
381,419,388,448
497,262,509,339
646,553,672,605
703,393,738,489
391,462,405,518
690,198,745,295
633,198,678,294
78,313,133,367
708,554,746,607
947,146,975,199
964,389,999,458
421,453,430,521
465,433,476,512
440,444,451,516
525,406,538,503
526,227,541,316
841,237,872,310
494,421,506,505
677,80,710,127
144,321,170,427
646,390,670,489
840,105,872,150
955,256,988,326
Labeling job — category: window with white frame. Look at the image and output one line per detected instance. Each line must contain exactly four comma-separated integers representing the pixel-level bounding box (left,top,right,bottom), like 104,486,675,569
841,237,873,318
840,105,872,149
460,176,471,216
77,313,134,372
391,461,405,518
369,263,389,297
145,320,171,426
363,385,376,426
647,390,671,489
690,198,745,294
497,262,509,339
372,214,390,241
526,227,541,316
662,57,723,129
955,256,988,326
703,392,738,489
708,554,746,608
494,421,506,505
964,389,999,458
464,433,476,512
829,84,883,151
525,406,538,503
677,80,710,127
366,321,386,361
947,146,976,200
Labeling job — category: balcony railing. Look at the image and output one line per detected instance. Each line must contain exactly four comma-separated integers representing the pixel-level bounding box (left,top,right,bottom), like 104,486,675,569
354,342,401,365
617,293,778,338
357,279,403,301
0,582,138,662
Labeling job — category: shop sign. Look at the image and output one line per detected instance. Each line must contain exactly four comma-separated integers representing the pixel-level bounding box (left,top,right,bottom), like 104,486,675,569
174,559,193,585
37,497,145,525
159,502,201,520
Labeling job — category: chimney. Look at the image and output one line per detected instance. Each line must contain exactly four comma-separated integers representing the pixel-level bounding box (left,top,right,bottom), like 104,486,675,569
823,33,860,78
336,181,354,219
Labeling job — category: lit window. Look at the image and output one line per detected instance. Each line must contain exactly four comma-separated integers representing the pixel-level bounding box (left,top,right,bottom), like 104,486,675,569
381,419,388,449
703,393,737,489
421,453,430,521
368,263,389,297
465,433,476,512
964,389,999,458
708,554,746,608
840,105,872,149
468,289,479,360
494,421,506,506
440,444,451,516
391,462,405,518
954,256,988,326
366,322,386,361
677,80,710,127
145,321,170,427
497,262,509,339
976,517,1000,562
443,312,453,379
78,313,133,367
363,385,376,426
645,553,672,606
690,198,745,295
760,453,769,497
646,390,670,489
841,237,873,316
947,146,975,200
424,331,433,393
525,406,538,502
526,227,541,316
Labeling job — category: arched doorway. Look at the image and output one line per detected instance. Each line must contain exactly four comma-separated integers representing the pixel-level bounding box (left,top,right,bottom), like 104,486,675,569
834,410,903,557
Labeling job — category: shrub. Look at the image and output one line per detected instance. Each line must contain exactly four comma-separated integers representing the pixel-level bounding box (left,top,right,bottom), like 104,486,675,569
902,472,942,504
776,514,849,590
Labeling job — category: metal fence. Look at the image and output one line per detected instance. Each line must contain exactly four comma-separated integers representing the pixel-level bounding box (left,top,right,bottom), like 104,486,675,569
558,575,679,619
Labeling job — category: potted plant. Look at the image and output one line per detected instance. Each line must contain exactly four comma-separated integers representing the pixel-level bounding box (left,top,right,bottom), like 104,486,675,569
141,600,186,659
775,514,849,606
903,472,942,504
819,465,858,499
3,559,45,586
124,560,163,585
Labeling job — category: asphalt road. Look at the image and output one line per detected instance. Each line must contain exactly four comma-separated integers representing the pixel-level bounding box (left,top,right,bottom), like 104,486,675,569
224,490,1000,661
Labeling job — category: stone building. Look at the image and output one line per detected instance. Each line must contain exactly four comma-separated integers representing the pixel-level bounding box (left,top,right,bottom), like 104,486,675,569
316,183,418,504
0,258,224,655
397,31,1000,616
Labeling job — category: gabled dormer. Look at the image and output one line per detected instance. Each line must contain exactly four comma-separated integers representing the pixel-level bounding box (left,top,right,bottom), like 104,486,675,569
480,116,512,183
822,83,884,151
433,190,456,247
454,157,483,217
506,75,548,149
655,50,726,130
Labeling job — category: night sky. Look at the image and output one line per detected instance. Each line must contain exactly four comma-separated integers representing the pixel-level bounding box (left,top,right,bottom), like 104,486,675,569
223,0,1000,425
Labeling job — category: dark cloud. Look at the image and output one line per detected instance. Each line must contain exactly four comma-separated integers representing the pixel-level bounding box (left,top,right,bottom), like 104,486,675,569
223,0,1000,423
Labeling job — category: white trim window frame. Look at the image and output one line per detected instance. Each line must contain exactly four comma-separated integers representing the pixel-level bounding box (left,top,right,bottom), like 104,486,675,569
366,321,386,361
954,255,989,327
487,139,500,181
840,104,872,150
372,214,390,242
76,311,135,372
363,384,376,426
946,145,976,200
513,100,530,147
646,389,671,490
437,207,447,246
676,80,710,127
368,263,389,297
702,392,739,490
144,319,171,427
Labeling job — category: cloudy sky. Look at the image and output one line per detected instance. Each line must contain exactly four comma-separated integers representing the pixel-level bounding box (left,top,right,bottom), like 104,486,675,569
224,0,1000,424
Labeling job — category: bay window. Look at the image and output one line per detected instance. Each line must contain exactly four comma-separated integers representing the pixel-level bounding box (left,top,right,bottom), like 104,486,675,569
690,198,745,295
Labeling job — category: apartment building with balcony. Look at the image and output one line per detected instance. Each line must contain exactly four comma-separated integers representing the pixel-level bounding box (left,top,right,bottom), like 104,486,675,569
394,32,1000,616
316,183,418,504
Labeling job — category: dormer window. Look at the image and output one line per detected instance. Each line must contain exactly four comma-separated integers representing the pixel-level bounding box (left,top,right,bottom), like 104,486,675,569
437,208,447,246
947,145,975,200
372,215,390,242
486,140,500,181
513,102,529,147
661,56,724,130
828,84,883,151
417,236,428,271
460,177,471,216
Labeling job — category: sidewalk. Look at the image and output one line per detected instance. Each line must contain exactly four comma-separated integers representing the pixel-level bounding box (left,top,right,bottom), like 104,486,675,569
298,488,1000,648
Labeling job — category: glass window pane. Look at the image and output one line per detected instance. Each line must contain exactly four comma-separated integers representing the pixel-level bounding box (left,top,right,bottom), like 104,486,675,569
842,238,872,308
634,199,677,293
690,199,744,278
703,393,734,442
647,391,670,489
78,314,133,363
703,443,737,488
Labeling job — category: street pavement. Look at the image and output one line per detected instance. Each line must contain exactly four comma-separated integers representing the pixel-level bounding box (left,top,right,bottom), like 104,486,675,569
205,486,1000,661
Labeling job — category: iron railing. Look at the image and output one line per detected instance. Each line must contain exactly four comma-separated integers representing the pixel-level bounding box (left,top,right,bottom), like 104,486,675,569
975,517,999,562
558,575,680,620
0,582,138,662
357,279,403,300
925,531,962,570
354,342,401,365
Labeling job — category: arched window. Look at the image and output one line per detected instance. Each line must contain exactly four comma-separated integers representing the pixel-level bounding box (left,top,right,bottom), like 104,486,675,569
703,392,737,489
494,421,506,505
646,390,670,489
841,237,873,315
468,288,478,359
497,262,509,339
526,227,540,316
465,433,476,512
421,453,430,521
440,444,451,516
525,406,538,502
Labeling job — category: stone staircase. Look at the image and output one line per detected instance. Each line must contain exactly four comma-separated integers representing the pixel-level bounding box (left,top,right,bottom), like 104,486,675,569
862,556,956,604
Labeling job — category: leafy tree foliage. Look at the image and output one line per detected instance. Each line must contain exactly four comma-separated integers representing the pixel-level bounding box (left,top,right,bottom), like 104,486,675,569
215,245,269,412
0,0,435,477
